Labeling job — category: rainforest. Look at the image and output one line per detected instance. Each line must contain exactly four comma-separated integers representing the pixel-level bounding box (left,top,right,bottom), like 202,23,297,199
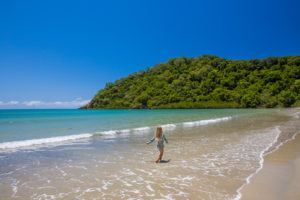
83,55,300,109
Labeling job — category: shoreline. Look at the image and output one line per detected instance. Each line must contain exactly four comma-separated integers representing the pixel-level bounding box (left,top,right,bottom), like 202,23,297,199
240,132,300,200
80,105,300,110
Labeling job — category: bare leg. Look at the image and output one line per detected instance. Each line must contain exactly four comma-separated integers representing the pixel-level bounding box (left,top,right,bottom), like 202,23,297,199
156,148,164,163
155,152,160,163
159,148,164,161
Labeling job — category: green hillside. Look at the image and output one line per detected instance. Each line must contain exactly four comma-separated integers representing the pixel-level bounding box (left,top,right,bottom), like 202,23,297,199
83,55,300,109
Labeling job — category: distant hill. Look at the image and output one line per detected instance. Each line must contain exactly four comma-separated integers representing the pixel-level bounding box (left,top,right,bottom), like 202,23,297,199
82,55,300,109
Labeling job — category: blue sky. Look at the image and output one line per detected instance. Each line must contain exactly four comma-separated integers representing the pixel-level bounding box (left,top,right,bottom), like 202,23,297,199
0,0,300,108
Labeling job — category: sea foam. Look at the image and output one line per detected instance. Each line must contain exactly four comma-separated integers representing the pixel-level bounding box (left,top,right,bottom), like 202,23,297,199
0,133,92,150
133,127,151,132
160,124,177,130
182,116,232,127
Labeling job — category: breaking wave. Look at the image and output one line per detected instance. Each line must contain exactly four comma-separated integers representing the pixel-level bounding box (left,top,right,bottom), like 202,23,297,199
0,116,233,151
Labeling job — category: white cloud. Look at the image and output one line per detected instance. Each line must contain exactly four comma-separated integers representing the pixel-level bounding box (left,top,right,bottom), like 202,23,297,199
23,101,43,106
0,99,90,108
0,101,19,106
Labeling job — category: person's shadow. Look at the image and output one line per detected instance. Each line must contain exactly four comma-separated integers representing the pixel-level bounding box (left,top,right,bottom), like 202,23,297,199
159,159,171,163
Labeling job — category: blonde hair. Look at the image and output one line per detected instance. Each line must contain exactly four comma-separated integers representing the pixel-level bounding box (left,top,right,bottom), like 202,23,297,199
155,127,163,140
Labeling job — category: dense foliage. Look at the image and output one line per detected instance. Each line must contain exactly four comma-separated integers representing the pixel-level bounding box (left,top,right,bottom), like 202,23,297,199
83,55,300,109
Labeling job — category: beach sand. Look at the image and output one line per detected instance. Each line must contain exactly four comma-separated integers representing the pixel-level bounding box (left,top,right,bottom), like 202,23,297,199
241,133,300,200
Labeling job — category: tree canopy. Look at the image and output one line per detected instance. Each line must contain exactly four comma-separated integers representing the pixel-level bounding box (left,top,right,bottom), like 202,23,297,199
82,55,300,109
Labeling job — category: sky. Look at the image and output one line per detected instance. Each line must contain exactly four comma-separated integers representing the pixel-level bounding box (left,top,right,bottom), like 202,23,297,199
0,0,300,108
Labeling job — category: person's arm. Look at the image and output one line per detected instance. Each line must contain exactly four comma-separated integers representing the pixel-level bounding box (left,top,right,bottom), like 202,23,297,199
163,134,168,143
146,137,155,144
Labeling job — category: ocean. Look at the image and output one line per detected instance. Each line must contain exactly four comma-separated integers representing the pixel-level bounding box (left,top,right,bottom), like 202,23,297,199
0,108,299,200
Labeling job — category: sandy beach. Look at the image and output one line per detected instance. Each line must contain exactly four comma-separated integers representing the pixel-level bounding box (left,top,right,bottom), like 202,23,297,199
241,132,300,200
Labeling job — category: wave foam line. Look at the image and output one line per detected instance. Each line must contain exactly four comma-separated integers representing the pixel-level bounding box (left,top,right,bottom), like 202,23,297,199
133,127,151,132
264,130,300,157
0,133,93,150
160,124,177,130
232,126,281,200
182,116,232,127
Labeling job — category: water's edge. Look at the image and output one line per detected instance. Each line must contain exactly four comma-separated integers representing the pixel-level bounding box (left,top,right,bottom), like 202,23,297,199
232,110,300,200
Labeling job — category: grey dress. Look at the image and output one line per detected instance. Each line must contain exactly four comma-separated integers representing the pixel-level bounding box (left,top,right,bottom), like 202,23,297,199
147,134,168,151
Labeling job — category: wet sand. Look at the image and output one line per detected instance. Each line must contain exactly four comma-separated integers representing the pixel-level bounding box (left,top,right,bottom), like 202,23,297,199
241,133,300,200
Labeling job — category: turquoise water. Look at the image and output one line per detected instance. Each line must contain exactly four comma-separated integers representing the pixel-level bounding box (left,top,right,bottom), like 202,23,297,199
0,109,267,148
